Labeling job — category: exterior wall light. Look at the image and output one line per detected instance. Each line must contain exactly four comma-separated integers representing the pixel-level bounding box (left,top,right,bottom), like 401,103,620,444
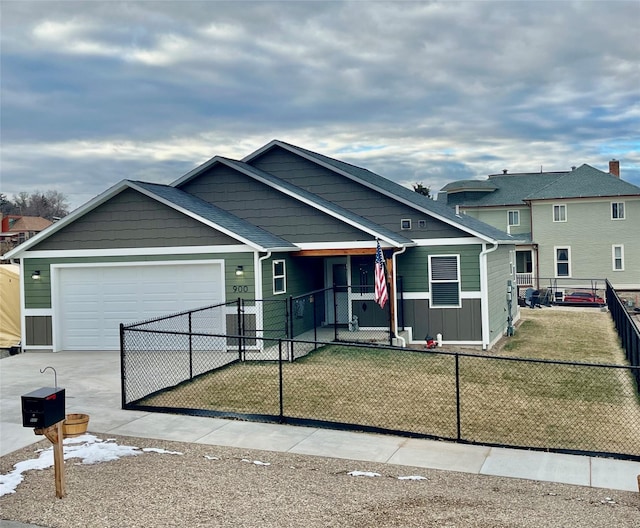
235,266,244,277
31,270,41,280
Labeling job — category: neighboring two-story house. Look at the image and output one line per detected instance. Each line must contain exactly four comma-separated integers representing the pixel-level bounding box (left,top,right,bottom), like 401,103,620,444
438,160,640,296
4,140,523,353
0,215,52,256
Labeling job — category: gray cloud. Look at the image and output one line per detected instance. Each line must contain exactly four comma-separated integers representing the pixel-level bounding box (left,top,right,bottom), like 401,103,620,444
1,1,638,211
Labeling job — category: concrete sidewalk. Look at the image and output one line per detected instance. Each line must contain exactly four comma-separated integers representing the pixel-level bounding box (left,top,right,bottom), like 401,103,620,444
1,351,638,493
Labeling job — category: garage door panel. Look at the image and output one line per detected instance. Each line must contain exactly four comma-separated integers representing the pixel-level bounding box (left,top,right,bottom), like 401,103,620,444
57,263,224,351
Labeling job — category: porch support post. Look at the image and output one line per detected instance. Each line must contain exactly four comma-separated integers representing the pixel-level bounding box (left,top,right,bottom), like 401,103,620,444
386,257,396,335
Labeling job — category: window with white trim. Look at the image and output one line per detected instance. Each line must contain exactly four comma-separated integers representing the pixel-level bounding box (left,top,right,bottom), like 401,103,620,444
555,247,570,277
273,260,286,294
612,245,624,271
611,202,625,220
429,255,461,307
553,204,567,222
401,219,412,230
508,210,520,227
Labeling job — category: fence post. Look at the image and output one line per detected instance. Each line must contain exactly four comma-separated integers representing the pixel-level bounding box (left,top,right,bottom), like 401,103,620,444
278,339,284,422
119,323,126,409
333,284,338,341
188,312,193,379
237,297,243,361
455,354,462,440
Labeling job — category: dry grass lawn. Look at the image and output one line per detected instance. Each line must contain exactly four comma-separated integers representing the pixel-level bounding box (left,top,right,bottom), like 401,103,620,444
142,307,640,456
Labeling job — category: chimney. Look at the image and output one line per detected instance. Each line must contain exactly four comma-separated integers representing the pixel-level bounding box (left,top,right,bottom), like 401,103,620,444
502,169,508,174
609,159,620,178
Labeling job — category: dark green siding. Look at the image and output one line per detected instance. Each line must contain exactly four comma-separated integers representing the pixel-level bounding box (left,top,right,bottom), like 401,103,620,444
180,165,368,242
25,316,53,346
33,189,239,250
403,299,482,342
397,246,482,292
251,147,467,239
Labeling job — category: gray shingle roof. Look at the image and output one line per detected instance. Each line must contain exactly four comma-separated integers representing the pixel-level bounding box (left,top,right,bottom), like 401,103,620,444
131,181,297,251
275,141,523,243
523,164,640,200
442,164,640,207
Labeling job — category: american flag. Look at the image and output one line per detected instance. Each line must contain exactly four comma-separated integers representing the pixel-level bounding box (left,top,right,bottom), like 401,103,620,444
374,241,388,308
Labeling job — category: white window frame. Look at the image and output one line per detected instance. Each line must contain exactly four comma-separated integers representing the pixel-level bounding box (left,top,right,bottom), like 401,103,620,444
611,202,625,220
553,204,567,223
401,218,412,230
612,245,624,271
428,254,461,308
272,259,286,294
554,246,571,278
507,210,520,227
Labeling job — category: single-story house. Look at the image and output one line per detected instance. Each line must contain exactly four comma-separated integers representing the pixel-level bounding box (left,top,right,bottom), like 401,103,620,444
4,140,524,352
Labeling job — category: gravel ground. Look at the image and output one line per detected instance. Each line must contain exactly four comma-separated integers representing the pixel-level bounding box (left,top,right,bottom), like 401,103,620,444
1,434,638,528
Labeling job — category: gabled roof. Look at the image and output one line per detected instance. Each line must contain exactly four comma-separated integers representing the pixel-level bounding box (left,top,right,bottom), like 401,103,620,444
3,180,296,258
523,164,640,200
216,158,414,247
243,140,523,244
130,181,297,251
441,164,640,208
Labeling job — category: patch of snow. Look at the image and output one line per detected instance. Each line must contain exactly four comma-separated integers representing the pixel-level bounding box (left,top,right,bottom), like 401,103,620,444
348,471,381,477
241,458,270,466
204,455,220,460
142,448,183,455
397,475,428,481
0,434,181,497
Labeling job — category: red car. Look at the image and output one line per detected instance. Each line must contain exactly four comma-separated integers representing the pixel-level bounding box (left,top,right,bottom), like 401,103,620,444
562,291,605,304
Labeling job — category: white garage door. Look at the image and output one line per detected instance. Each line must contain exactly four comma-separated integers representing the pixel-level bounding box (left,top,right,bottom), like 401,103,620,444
56,262,224,351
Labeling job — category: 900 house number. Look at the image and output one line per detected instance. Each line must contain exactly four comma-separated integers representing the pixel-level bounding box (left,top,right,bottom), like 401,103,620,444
232,285,249,293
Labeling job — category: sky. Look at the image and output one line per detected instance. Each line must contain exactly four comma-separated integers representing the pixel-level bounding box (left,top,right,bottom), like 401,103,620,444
1,0,639,212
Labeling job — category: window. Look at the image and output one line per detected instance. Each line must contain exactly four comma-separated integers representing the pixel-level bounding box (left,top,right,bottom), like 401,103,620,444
272,260,286,294
429,255,461,307
418,219,427,229
555,247,571,277
508,210,520,227
516,251,533,273
401,219,412,230
611,202,625,220
553,204,567,222
612,245,624,271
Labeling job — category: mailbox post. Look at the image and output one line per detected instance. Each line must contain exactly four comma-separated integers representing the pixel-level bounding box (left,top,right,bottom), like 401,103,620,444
21,386,66,498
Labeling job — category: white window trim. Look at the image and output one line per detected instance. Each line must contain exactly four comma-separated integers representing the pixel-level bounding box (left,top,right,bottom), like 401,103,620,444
272,259,286,295
553,204,567,223
554,246,571,278
612,245,624,271
401,218,412,230
611,201,625,220
507,210,520,227
428,254,461,308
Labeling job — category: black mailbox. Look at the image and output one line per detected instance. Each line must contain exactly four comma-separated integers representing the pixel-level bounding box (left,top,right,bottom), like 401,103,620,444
21,387,66,428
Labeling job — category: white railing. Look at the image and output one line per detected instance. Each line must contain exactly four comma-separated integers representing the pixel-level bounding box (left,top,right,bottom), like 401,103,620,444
516,273,533,286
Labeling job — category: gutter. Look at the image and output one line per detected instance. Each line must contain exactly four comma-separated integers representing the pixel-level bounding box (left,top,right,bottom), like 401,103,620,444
479,242,499,350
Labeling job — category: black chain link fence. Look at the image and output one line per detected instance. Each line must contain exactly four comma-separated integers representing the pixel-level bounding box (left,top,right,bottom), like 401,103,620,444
122,329,640,459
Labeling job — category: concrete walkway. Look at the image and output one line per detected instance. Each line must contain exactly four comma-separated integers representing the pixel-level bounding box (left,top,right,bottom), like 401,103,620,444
1,351,638,493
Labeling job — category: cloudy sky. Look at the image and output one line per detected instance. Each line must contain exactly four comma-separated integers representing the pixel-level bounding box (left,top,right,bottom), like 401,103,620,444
1,0,639,212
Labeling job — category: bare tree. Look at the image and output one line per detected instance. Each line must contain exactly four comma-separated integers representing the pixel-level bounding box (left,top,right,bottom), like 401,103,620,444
412,182,431,198
3,190,70,220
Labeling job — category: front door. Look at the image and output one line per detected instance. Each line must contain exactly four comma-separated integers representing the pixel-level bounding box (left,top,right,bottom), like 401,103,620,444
325,257,350,324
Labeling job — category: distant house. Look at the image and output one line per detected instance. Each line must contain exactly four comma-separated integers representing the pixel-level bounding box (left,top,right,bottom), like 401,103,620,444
438,160,640,294
4,140,523,353
0,215,53,255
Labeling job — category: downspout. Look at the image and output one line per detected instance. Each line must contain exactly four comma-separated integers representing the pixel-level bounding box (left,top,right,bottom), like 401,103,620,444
255,251,272,341
392,245,408,347
479,242,499,350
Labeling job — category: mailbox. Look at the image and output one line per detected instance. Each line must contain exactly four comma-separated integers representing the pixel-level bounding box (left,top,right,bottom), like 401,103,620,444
21,387,66,428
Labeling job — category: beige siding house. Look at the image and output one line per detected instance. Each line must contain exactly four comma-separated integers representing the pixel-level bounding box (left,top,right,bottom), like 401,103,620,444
439,161,640,295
